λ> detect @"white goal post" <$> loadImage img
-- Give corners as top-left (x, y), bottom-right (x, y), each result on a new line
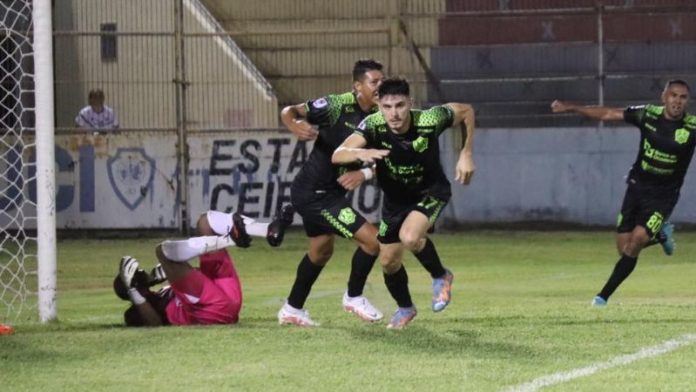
top-left (33, 0), bottom-right (57, 323)
top-left (0, 0), bottom-right (56, 323)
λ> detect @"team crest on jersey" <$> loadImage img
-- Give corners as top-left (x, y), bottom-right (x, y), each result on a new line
top-left (413, 136), bottom-right (428, 153)
top-left (313, 97), bottom-right (328, 109)
top-left (675, 128), bottom-right (689, 144)
top-left (338, 207), bottom-right (356, 225)
top-left (378, 220), bottom-right (388, 237)
top-left (107, 148), bottom-right (155, 210)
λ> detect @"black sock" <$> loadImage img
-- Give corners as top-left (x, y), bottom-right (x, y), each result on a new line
top-left (645, 230), bottom-right (665, 247)
top-left (347, 248), bottom-right (377, 297)
top-left (287, 254), bottom-right (324, 309)
top-left (598, 254), bottom-right (638, 301)
top-left (383, 265), bottom-right (413, 308)
top-left (414, 238), bottom-right (447, 278)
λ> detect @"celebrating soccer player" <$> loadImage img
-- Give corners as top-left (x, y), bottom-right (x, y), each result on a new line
top-left (332, 77), bottom-right (476, 329)
top-left (276, 59), bottom-right (385, 327)
top-left (551, 79), bottom-right (694, 306)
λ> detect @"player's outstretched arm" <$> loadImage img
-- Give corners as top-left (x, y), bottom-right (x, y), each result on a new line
top-left (446, 103), bottom-right (476, 185)
top-left (280, 103), bottom-right (319, 141)
top-left (332, 133), bottom-right (389, 165)
top-left (550, 100), bottom-right (624, 121)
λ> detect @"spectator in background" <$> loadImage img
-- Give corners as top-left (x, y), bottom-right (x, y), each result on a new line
top-left (75, 88), bottom-right (119, 131)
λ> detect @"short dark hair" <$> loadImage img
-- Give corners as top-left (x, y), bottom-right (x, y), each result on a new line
top-left (352, 59), bottom-right (383, 81)
top-left (378, 77), bottom-right (410, 98)
top-left (665, 79), bottom-right (690, 92)
top-left (88, 88), bottom-right (105, 100)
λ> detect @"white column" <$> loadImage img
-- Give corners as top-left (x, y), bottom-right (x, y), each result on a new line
top-left (33, 0), bottom-right (57, 322)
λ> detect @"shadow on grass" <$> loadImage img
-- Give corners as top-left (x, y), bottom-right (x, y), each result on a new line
top-left (344, 322), bottom-right (537, 359)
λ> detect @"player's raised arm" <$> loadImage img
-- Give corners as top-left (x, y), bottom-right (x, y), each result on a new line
top-left (446, 102), bottom-right (476, 185)
top-left (550, 100), bottom-right (624, 122)
top-left (332, 133), bottom-right (389, 165)
top-left (280, 103), bottom-right (319, 141)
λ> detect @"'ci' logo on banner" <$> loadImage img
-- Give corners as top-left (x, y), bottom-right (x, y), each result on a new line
top-left (107, 148), bottom-right (155, 210)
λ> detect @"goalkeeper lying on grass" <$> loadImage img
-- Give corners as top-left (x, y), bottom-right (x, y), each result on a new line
top-left (113, 207), bottom-right (293, 326)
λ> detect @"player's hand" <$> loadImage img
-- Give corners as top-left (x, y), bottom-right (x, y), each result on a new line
top-left (337, 170), bottom-right (366, 191)
top-left (356, 149), bottom-right (389, 164)
top-left (288, 119), bottom-right (319, 141)
top-left (550, 100), bottom-right (570, 113)
top-left (455, 153), bottom-right (475, 185)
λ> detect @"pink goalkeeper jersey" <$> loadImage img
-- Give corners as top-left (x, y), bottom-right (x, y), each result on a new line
top-left (166, 251), bottom-right (242, 325)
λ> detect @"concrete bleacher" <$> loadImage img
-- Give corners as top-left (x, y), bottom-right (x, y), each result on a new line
top-left (196, 0), bottom-right (694, 127)
top-left (433, 0), bottom-right (696, 127)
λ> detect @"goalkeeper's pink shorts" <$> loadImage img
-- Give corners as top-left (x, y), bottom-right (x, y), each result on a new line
top-left (166, 250), bottom-right (242, 325)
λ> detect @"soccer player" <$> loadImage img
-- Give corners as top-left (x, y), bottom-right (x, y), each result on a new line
top-left (115, 210), bottom-right (292, 326)
top-left (276, 59), bottom-right (386, 327)
top-left (332, 78), bottom-right (476, 329)
top-left (75, 88), bottom-right (119, 131)
top-left (551, 79), bottom-right (694, 306)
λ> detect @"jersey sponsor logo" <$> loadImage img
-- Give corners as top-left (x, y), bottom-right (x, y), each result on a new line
top-left (413, 136), bottom-right (429, 153)
top-left (641, 160), bottom-right (674, 175)
top-left (344, 121), bottom-right (357, 130)
top-left (675, 128), bottom-right (689, 144)
top-left (338, 207), bottom-right (356, 225)
top-left (644, 123), bottom-right (657, 132)
top-left (313, 97), bottom-right (328, 109)
top-left (643, 140), bottom-right (677, 163)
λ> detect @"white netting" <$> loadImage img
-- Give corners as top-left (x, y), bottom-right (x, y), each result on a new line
top-left (1, 0), bottom-right (37, 322)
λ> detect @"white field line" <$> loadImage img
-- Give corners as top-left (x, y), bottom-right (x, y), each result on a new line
top-left (503, 333), bottom-right (696, 392)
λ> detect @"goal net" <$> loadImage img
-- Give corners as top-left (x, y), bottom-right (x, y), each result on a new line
top-left (0, 0), bottom-right (55, 323)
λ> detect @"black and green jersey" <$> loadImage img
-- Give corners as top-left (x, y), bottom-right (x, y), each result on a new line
top-left (292, 92), bottom-right (375, 197)
top-left (356, 105), bottom-right (455, 203)
top-left (624, 104), bottom-right (696, 189)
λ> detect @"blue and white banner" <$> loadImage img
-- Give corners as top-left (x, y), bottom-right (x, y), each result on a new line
top-left (0, 130), bottom-right (381, 229)
top-left (5, 127), bottom-right (696, 229)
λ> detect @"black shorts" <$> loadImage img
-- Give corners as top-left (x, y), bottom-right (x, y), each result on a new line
top-left (292, 191), bottom-right (367, 238)
top-left (616, 183), bottom-right (680, 238)
top-left (378, 195), bottom-right (448, 244)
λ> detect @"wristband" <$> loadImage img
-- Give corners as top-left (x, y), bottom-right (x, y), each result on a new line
top-left (128, 288), bottom-right (147, 305)
top-left (360, 167), bottom-right (373, 181)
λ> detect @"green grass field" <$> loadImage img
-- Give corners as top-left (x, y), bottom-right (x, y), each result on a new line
top-left (2, 230), bottom-right (696, 391)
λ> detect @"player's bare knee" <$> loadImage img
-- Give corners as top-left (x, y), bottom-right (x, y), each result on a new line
top-left (380, 257), bottom-right (402, 274)
top-left (624, 236), bottom-right (647, 257)
top-left (359, 238), bottom-right (380, 256)
top-left (399, 231), bottom-right (422, 252)
top-left (308, 247), bottom-right (333, 265)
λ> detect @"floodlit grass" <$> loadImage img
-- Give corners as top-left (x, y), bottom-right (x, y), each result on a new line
top-left (2, 230), bottom-right (696, 391)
